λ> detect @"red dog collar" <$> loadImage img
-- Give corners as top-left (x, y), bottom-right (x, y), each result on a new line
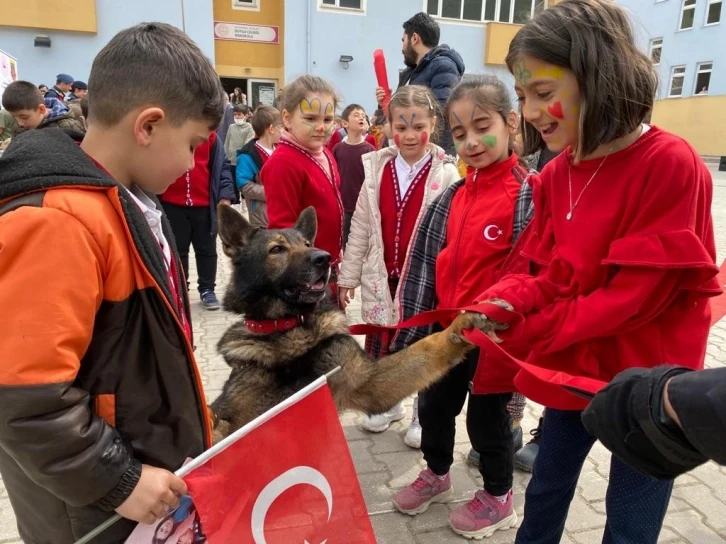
top-left (244, 315), bottom-right (305, 334)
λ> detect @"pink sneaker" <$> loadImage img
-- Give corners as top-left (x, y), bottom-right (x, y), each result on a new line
top-left (448, 489), bottom-right (518, 539)
top-left (392, 468), bottom-right (453, 515)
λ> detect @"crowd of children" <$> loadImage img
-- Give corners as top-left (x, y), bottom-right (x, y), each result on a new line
top-left (0, 0), bottom-right (720, 542)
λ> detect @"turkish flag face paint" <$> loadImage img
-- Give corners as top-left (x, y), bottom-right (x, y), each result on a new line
top-left (547, 101), bottom-right (564, 120)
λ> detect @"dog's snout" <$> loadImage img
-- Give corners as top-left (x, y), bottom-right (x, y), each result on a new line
top-left (309, 250), bottom-right (331, 268)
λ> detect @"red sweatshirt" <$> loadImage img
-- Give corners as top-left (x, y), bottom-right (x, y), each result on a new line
top-left (480, 126), bottom-right (721, 409)
top-left (436, 154), bottom-right (529, 393)
top-left (436, 153), bottom-right (523, 310)
top-left (161, 133), bottom-right (215, 207)
top-left (261, 139), bottom-right (344, 262)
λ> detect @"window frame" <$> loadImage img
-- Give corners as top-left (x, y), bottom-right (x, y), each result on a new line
top-left (424, 0), bottom-right (546, 24)
top-left (649, 37), bottom-right (663, 65)
top-left (319, 0), bottom-right (366, 14)
top-left (232, 0), bottom-right (260, 12)
top-left (678, 0), bottom-right (697, 30)
top-left (705, 0), bottom-right (722, 25)
top-left (668, 65), bottom-right (687, 98)
top-left (694, 61), bottom-right (713, 94)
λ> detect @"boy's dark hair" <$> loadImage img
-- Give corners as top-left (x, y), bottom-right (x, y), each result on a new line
top-left (233, 104), bottom-right (249, 115)
top-left (341, 103), bottom-right (365, 121)
top-left (445, 76), bottom-right (522, 163)
top-left (251, 105), bottom-right (281, 138)
top-left (506, 0), bottom-right (657, 162)
top-left (88, 22), bottom-right (225, 129)
top-left (38, 84), bottom-right (47, 90)
top-left (403, 12), bottom-right (440, 48)
top-left (1, 81), bottom-right (43, 112)
top-left (80, 95), bottom-right (89, 118)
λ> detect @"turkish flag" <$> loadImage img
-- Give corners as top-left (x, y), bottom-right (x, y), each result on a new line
top-left (184, 377), bottom-right (376, 544)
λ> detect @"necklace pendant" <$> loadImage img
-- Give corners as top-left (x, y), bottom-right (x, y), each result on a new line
top-left (566, 211), bottom-right (573, 221)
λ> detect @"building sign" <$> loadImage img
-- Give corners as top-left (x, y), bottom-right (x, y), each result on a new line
top-left (213, 22), bottom-right (279, 44)
top-left (0, 49), bottom-right (18, 94)
top-left (258, 86), bottom-right (275, 106)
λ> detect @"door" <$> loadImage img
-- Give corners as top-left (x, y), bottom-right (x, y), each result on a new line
top-left (247, 79), bottom-right (277, 109)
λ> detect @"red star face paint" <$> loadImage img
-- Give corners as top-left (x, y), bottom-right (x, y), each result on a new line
top-left (547, 101), bottom-right (564, 120)
top-left (420, 132), bottom-right (429, 145)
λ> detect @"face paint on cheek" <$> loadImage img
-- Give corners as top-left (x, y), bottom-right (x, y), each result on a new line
top-left (420, 132), bottom-right (428, 145)
top-left (547, 102), bottom-right (564, 120)
top-left (482, 135), bottom-right (497, 147)
top-left (454, 140), bottom-right (462, 154)
top-left (393, 134), bottom-right (401, 147)
top-left (302, 120), bottom-right (316, 136)
top-left (323, 124), bottom-right (334, 137)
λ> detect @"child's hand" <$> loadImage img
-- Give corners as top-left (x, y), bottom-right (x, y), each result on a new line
top-left (219, 198), bottom-right (232, 206)
top-left (115, 464), bottom-right (187, 525)
top-left (339, 287), bottom-right (355, 309)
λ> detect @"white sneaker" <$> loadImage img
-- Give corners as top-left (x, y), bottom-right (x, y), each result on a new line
top-left (404, 396), bottom-right (422, 449)
top-left (361, 401), bottom-right (406, 433)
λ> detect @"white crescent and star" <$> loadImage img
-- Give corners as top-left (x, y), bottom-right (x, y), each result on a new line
top-left (483, 224), bottom-right (504, 242)
top-left (251, 466), bottom-right (332, 544)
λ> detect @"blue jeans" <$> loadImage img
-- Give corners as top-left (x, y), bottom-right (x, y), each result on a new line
top-left (516, 409), bottom-right (673, 544)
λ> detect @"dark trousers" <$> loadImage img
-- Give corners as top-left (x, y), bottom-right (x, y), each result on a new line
top-left (343, 211), bottom-right (354, 249)
top-left (419, 350), bottom-right (514, 496)
top-left (516, 408), bottom-right (673, 544)
top-left (162, 203), bottom-right (217, 294)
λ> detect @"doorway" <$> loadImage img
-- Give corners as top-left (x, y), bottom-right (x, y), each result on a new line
top-left (221, 77), bottom-right (248, 105)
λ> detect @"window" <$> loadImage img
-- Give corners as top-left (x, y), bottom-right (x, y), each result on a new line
top-left (426, 0), bottom-right (545, 23)
top-left (679, 0), bottom-right (696, 29)
top-left (321, 0), bottom-right (363, 9)
top-left (706, 0), bottom-right (722, 24)
top-left (668, 65), bottom-right (686, 97)
top-left (232, 0), bottom-right (259, 10)
top-left (695, 62), bottom-right (713, 94)
top-left (649, 38), bottom-right (663, 64)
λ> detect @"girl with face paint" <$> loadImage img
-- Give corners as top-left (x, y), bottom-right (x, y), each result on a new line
top-left (389, 75), bottom-right (536, 540)
top-left (476, 1), bottom-right (718, 543)
top-left (338, 85), bottom-right (459, 446)
top-left (261, 75), bottom-right (345, 302)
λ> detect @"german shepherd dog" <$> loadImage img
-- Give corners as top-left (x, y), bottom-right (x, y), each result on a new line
top-left (210, 205), bottom-right (489, 442)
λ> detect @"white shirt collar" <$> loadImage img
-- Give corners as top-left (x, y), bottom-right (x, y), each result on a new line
top-left (123, 185), bottom-right (171, 266)
top-left (395, 151), bottom-right (431, 179)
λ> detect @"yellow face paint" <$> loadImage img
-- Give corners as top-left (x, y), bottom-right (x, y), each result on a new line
top-left (534, 66), bottom-right (565, 80)
top-left (299, 98), bottom-right (322, 115)
top-left (324, 102), bottom-right (335, 116)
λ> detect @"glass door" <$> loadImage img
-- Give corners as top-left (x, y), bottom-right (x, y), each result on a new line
top-left (247, 79), bottom-right (277, 109)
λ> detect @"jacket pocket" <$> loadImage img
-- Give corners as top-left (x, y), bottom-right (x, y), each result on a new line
top-left (95, 394), bottom-right (116, 427)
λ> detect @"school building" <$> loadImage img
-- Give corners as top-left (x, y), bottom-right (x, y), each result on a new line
top-left (0, 0), bottom-right (722, 156)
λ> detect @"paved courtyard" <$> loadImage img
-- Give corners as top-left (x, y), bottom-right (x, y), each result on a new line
top-left (1, 165), bottom-right (725, 543)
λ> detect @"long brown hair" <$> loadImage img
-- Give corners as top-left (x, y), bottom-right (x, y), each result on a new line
top-left (506, 0), bottom-right (657, 162)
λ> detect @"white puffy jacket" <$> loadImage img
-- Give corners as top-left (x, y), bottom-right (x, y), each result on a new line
top-left (338, 145), bottom-right (459, 325)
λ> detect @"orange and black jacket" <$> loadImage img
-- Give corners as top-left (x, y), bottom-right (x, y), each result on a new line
top-left (0, 129), bottom-right (211, 542)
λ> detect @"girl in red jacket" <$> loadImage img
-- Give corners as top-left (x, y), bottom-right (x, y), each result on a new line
top-left (390, 75), bottom-right (534, 540)
top-left (477, 1), bottom-right (720, 542)
top-left (261, 75), bottom-right (344, 299)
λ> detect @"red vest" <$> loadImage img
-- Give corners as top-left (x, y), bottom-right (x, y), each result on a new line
top-left (380, 158), bottom-right (430, 279)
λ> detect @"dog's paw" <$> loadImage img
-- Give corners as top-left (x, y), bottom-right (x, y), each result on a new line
top-left (447, 312), bottom-right (489, 344)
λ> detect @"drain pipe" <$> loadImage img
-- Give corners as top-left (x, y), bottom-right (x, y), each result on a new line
top-left (306, 0), bottom-right (313, 73)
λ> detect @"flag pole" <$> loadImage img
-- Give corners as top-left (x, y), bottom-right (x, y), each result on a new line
top-left (74, 368), bottom-right (342, 544)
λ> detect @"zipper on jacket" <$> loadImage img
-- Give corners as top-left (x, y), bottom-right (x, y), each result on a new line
top-left (447, 170), bottom-right (478, 308)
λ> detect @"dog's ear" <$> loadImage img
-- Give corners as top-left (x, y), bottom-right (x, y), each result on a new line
top-left (217, 204), bottom-right (255, 258)
top-left (293, 206), bottom-right (318, 243)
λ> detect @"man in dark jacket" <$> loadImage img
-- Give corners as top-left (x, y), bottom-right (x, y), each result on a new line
top-left (44, 73), bottom-right (74, 102)
top-left (160, 132), bottom-right (236, 311)
top-left (582, 365), bottom-right (726, 479)
top-left (376, 12), bottom-right (465, 155)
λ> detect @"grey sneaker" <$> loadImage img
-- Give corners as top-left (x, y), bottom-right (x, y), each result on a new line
top-left (200, 290), bottom-right (221, 311)
top-left (467, 425), bottom-right (523, 466)
top-left (515, 417), bottom-right (543, 472)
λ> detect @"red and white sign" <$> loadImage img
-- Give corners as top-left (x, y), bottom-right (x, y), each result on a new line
top-left (183, 377), bottom-right (376, 544)
top-left (214, 21), bottom-right (279, 44)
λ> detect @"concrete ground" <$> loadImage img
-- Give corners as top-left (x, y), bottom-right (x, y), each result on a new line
top-left (1, 166), bottom-right (725, 543)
